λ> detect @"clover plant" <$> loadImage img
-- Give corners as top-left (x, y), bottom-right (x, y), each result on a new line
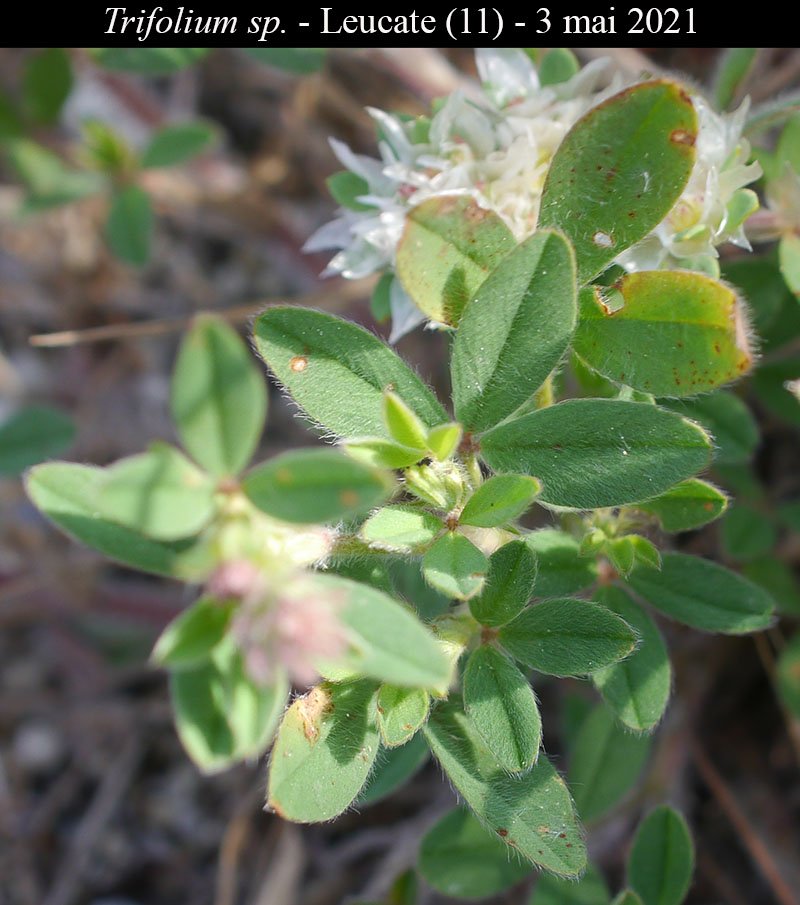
top-left (25, 49), bottom-right (784, 901)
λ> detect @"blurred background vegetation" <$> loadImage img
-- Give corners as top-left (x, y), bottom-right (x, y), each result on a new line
top-left (1, 46), bottom-right (799, 905)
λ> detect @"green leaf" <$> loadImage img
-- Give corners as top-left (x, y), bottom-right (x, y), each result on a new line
top-left (777, 115), bottom-right (800, 172)
top-left (7, 139), bottom-right (103, 208)
top-left (141, 121), bottom-right (217, 169)
top-left (311, 574), bottom-right (452, 690)
top-left (634, 479), bottom-right (728, 532)
top-left (106, 185), bottom-right (153, 267)
top-left (592, 587), bottom-right (671, 732)
top-left (539, 80), bottom-right (697, 283)
top-left (569, 705), bottom-right (652, 822)
top-left (358, 734), bottom-right (429, 806)
top-left (243, 47), bottom-right (326, 74)
top-left (344, 438), bottom-right (423, 470)
top-left (172, 645), bottom-right (288, 773)
top-left (377, 685), bottom-right (429, 747)
top-left (779, 232), bottom-right (800, 297)
top-left (243, 449), bottom-right (392, 524)
top-left (464, 645), bottom-right (541, 773)
top-left (0, 405), bottom-right (74, 476)
top-left (172, 315), bottom-right (267, 477)
top-left (91, 48), bottom-right (209, 74)
top-left (451, 230), bottom-right (577, 431)
top-left (574, 272), bottom-right (752, 396)
top-left (422, 533), bottom-right (489, 600)
top-left (721, 504), bottom-right (777, 561)
top-left (628, 806), bottom-right (694, 905)
top-left (743, 556), bottom-right (800, 616)
top-left (427, 422), bottom-right (462, 461)
top-left (530, 865), bottom-right (611, 904)
top-left (390, 560), bottom-right (451, 622)
top-left (499, 599), bottom-right (637, 677)
top-left (395, 196), bottom-right (516, 325)
top-left (481, 400), bottom-right (712, 510)
top-left (81, 119), bottom-right (136, 175)
top-left (99, 443), bottom-right (216, 541)
top-left (267, 681), bottom-right (379, 822)
top-left (469, 541), bottom-right (537, 628)
top-left (745, 92), bottom-right (800, 137)
top-left (23, 48), bottom-right (72, 123)
top-left (361, 505), bottom-right (443, 551)
top-left (777, 633), bottom-right (800, 717)
top-left (327, 170), bottom-right (373, 212)
top-left (612, 892), bottom-right (645, 905)
top-left (370, 272), bottom-right (393, 323)
top-left (662, 392), bottom-right (759, 466)
top-left (26, 463), bottom-right (191, 577)
top-left (152, 597), bottom-right (232, 669)
top-left (0, 90), bottom-right (22, 139)
top-left (626, 552), bottom-right (774, 633)
top-left (423, 699), bottom-right (586, 877)
top-left (606, 537), bottom-right (636, 576)
top-left (524, 530), bottom-right (597, 597)
top-left (752, 357), bottom-right (800, 428)
top-left (538, 49), bottom-right (580, 87)
top-left (712, 48), bottom-right (758, 110)
top-left (460, 475), bottom-right (541, 528)
top-left (383, 391), bottom-right (429, 450)
top-left (723, 251), bottom-right (791, 333)
top-left (419, 808), bottom-right (532, 900)
top-left (253, 307), bottom-right (446, 439)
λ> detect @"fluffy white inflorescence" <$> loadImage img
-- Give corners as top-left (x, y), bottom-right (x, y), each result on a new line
top-left (307, 48), bottom-right (762, 341)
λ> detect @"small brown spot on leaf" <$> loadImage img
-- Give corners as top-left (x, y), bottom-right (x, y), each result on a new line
top-left (340, 489), bottom-right (360, 507)
top-left (497, 828), bottom-right (509, 837)
top-left (268, 800), bottom-right (287, 819)
top-left (290, 355), bottom-right (308, 372)
top-left (670, 129), bottom-right (696, 146)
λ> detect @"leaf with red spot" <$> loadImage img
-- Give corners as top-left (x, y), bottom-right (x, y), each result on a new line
top-left (574, 272), bottom-right (753, 397)
top-left (539, 80), bottom-right (698, 283)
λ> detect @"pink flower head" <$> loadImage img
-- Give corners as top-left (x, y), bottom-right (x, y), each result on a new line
top-left (231, 579), bottom-right (349, 688)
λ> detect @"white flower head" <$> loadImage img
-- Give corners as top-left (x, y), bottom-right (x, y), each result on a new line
top-left (310, 50), bottom-right (762, 339)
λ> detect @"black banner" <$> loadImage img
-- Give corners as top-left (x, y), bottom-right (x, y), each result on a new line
top-left (2, 4), bottom-right (789, 48)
